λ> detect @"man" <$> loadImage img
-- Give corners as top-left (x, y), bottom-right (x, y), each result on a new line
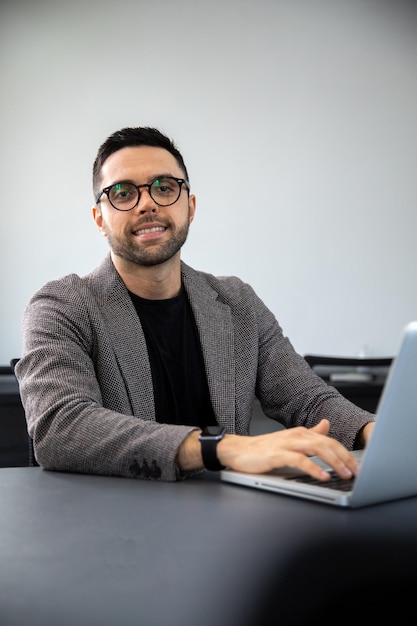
top-left (16, 126), bottom-right (374, 482)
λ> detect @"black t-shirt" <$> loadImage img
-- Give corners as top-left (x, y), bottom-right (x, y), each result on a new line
top-left (129, 287), bottom-right (216, 429)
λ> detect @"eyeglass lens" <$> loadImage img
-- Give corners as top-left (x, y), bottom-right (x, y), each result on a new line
top-left (108, 177), bottom-right (182, 210)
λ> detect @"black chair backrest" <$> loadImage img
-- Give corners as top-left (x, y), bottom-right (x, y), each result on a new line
top-left (304, 354), bottom-right (392, 368)
top-left (9, 358), bottom-right (19, 371)
top-left (304, 354), bottom-right (393, 412)
top-left (9, 359), bottom-right (38, 467)
top-left (304, 355), bottom-right (392, 381)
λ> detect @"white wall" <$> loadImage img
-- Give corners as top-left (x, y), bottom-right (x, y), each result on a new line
top-left (1, 0), bottom-right (416, 364)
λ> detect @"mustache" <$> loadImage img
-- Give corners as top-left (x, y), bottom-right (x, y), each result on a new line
top-left (132, 217), bottom-right (168, 229)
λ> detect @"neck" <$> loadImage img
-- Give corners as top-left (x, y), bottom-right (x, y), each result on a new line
top-left (111, 252), bottom-right (182, 300)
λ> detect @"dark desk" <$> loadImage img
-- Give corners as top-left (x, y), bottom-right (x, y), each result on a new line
top-left (0, 468), bottom-right (416, 626)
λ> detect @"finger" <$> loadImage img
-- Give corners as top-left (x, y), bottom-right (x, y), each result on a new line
top-left (289, 450), bottom-right (356, 482)
top-left (288, 452), bottom-right (333, 481)
top-left (307, 443), bottom-right (359, 480)
top-left (307, 421), bottom-right (359, 478)
top-left (324, 448), bottom-right (359, 478)
top-left (310, 419), bottom-right (331, 436)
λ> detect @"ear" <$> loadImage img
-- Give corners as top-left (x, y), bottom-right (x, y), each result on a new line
top-left (188, 194), bottom-right (196, 224)
top-left (92, 205), bottom-right (107, 237)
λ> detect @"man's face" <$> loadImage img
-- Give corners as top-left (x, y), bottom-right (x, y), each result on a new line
top-left (92, 145), bottom-right (196, 267)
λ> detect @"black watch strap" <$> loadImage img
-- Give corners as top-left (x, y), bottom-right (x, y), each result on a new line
top-left (199, 426), bottom-right (226, 471)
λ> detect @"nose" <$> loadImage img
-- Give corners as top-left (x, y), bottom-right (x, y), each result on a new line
top-left (136, 187), bottom-right (158, 214)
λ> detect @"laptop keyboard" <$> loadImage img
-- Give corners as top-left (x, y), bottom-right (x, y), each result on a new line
top-left (288, 472), bottom-right (355, 491)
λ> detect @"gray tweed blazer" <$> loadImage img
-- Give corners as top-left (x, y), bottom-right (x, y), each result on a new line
top-left (16, 254), bottom-right (373, 481)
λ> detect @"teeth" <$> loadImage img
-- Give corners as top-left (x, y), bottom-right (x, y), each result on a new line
top-left (136, 226), bottom-right (165, 235)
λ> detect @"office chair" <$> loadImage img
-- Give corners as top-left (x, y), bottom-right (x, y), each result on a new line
top-left (304, 354), bottom-right (393, 413)
top-left (9, 358), bottom-right (38, 467)
top-left (0, 362), bottom-right (31, 466)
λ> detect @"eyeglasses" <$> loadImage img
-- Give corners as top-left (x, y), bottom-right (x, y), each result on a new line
top-left (95, 176), bottom-right (190, 211)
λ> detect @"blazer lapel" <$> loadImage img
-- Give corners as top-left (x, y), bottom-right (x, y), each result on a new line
top-left (92, 256), bottom-right (156, 421)
top-left (181, 264), bottom-right (236, 432)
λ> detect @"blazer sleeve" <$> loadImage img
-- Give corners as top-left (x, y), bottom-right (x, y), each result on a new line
top-left (247, 284), bottom-right (375, 449)
top-left (16, 276), bottom-right (198, 481)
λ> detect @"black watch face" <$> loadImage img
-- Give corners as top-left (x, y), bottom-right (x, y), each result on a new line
top-left (204, 426), bottom-right (223, 436)
top-left (202, 426), bottom-right (227, 438)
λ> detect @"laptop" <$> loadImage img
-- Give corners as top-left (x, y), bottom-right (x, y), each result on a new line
top-left (221, 321), bottom-right (417, 508)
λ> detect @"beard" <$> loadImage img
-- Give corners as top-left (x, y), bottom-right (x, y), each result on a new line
top-left (103, 216), bottom-right (191, 267)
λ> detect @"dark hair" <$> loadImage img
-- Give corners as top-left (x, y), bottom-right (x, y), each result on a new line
top-left (92, 126), bottom-right (190, 198)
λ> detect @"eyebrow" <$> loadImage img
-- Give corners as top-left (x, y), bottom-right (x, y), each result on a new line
top-left (108, 172), bottom-right (185, 187)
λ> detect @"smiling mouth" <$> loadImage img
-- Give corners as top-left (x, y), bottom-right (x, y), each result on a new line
top-left (133, 226), bottom-right (166, 236)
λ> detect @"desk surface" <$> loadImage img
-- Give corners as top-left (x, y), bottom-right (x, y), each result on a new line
top-left (1, 468), bottom-right (417, 626)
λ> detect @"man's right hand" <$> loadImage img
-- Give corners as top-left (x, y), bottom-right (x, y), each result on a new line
top-left (177, 419), bottom-right (360, 481)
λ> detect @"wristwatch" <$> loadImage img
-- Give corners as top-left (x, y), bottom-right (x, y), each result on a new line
top-left (199, 425), bottom-right (227, 471)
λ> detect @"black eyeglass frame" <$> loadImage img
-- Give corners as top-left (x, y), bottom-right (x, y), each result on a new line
top-left (95, 176), bottom-right (190, 211)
